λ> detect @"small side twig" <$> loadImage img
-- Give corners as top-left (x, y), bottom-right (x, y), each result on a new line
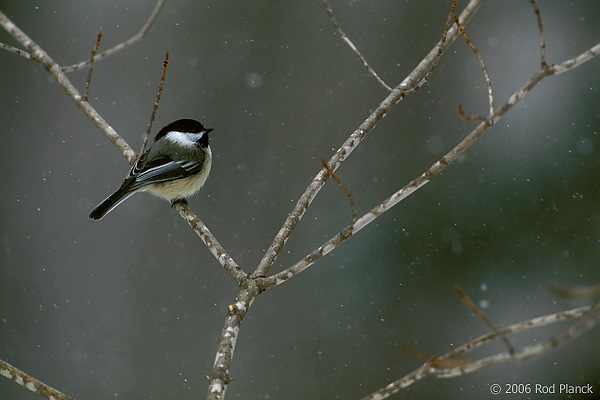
top-left (321, 158), bottom-right (357, 225)
top-left (61, 0), bottom-right (166, 72)
top-left (402, 345), bottom-right (468, 369)
top-left (454, 15), bottom-right (494, 120)
top-left (140, 51), bottom-right (169, 157)
top-left (454, 284), bottom-right (515, 354)
top-left (82, 32), bottom-right (102, 102)
top-left (0, 42), bottom-right (31, 59)
top-left (529, 0), bottom-right (547, 68)
top-left (549, 280), bottom-right (600, 301)
top-left (321, 0), bottom-right (392, 92)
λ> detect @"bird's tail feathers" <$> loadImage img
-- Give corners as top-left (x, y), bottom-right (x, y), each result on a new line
top-left (89, 187), bottom-right (136, 220)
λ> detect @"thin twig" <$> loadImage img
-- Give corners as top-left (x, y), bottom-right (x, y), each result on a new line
top-left (529, 0), bottom-right (547, 68)
top-left (454, 16), bottom-right (494, 119)
top-left (456, 104), bottom-right (480, 121)
top-left (454, 285), bottom-right (515, 354)
top-left (321, 158), bottom-right (357, 225)
top-left (83, 32), bottom-right (102, 102)
top-left (321, 0), bottom-right (392, 91)
top-left (140, 51), bottom-right (169, 157)
top-left (0, 42), bottom-right (31, 59)
top-left (402, 345), bottom-right (468, 369)
top-left (61, 0), bottom-right (166, 72)
top-left (0, 359), bottom-right (75, 400)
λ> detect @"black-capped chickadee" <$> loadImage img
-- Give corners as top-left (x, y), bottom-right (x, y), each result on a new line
top-left (89, 119), bottom-right (213, 220)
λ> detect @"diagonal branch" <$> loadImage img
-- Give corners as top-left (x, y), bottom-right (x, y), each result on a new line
top-left (0, 359), bottom-right (74, 400)
top-left (172, 201), bottom-right (246, 285)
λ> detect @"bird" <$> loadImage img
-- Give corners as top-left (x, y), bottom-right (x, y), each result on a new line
top-left (89, 119), bottom-right (213, 220)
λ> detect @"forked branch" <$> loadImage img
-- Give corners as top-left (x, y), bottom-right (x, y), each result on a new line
top-left (363, 303), bottom-right (599, 400)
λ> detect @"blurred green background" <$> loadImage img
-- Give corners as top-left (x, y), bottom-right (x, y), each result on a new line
top-left (1, 1), bottom-right (599, 399)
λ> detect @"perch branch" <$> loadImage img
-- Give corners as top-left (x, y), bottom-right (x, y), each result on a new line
top-left (172, 200), bottom-right (246, 285)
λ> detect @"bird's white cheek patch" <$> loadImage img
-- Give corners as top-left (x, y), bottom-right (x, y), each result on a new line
top-left (165, 131), bottom-right (203, 148)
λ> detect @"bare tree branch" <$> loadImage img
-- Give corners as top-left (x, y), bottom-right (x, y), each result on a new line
top-left (2, 2), bottom-right (599, 400)
top-left (253, 0), bottom-right (485, 279)
top-left (207, 3), bottom-right (486, 398)
top-left (260, 40), bottom-right (600, 289)
top-left (0, 10), bottom-right (137, 163)
top-left (0, 359), bottom-right (75, 400)
top-left (60, 0), bottom-right (166, 72)
top-left (172, 200), bottom-right (247, 285)
top-left (362, 303), bottom-right (599, 400)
